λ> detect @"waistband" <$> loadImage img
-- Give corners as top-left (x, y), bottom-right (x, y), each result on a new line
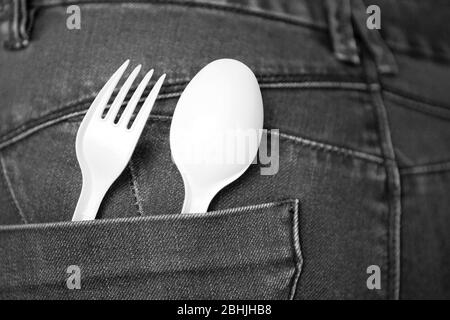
top-left (1, 0), bottom-right (448, 70)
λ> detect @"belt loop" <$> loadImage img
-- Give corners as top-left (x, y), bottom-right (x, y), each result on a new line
top-left (350, 0), bottom-right (398, 75)
top-left (0, 0), bottom-right (7, 15)
top-left (326, 0), bottom-right (360, 65)
top-left (3, 0), bottom-right (34, 50)
top-left (0, 0), bottom-right (10, 21)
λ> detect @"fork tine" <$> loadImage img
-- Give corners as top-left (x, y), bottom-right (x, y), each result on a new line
top-left (85, 60), bottom-right (130, 121)
top-left (131, 74), bottom-right (166, 133)
top-left (118, 69), bottom-right (154, 127)
top-left (105, 64), bottom-right (141, 122)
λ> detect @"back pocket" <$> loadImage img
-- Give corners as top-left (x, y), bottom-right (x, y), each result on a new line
top-left (0, 199), bottom-right (302, 299)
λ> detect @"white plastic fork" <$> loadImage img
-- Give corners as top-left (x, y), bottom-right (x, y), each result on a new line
top-left (72, 60), bottom-right (166, 221)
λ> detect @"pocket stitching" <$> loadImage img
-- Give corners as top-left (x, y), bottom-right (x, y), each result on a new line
top-left (0, 154), bottom-right (30, 224)
top-left (288, 198), bottom-right (302, 300)
top-left (0, 199), bottom-right (302, 300)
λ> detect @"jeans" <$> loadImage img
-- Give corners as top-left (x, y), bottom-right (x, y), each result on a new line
top-left (0, 0), bottom-right (449, 299)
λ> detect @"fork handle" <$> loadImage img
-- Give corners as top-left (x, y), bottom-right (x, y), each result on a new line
top-left (72, 179), bottom-right (107, 221)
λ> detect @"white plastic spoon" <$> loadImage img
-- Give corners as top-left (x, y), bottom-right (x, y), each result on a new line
top-left (170, 59), bottom-right (263, 214)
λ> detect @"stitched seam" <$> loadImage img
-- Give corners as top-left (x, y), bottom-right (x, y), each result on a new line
top-left (383, 90), bottom-right (450, 121)
top-left (366, 67), bottom-right (402, 300)
top-left (385, 40), bottom-right (450, 63)
top-left (289, 198), bottom-right (302, 300)
top-left (0, 154), bottom-right (29, 224)
top-left (257, 74), bottom-right (369, 85)
top-left (0, 107), bottom-right (385, 165)
top-left (383, 86), bottom-right (450, 112)
top-left (211, 198), bottom-right (293, 216)
top-left (400, 161), bottom-right (450, 176)
top-left (128, 159), bottom-right (144, 216)
top-left (0, 76), bottom-right (368, 142)
top-left (0, 81), bottom-right (186, 143)
top-left (0, 74), bottom-right (369, 142)
top-left (0, 93), bottom-right (179, 150)
top-left (377, 104), bottom-right (402, 301)
top-left (0, 199), bottom-right (297, 230)
top-left (0, 111), bottom-right (86, 150)
top-left (260, 81), bottom-right (375, 91)
top-left (276, 131), bottom-right (384, 164)
top-left (31, 0), bottom-right (327, 31)
top-left (360, 53), bottom-right (400, 299)
top-left (0, 79), bottom-right (376, 150)
top-left (0, 110), bottom-right (385, 166)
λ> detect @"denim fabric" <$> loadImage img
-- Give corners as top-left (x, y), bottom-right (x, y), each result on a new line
top-left (0, 201), bottom-right (301, 299)
top-left (0, 0), bottom-right (449, 299)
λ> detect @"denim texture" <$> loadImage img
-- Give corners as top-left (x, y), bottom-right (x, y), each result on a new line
top-left (0, 0), bottom-right (449, 299)
top-left (0, 200), bottom-right (301, 299)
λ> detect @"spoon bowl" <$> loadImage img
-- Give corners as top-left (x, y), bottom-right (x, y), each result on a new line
top-left (170, 59), bottom-right (263, 214)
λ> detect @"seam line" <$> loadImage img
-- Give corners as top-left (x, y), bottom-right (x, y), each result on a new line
top-left (383, 87), bottom-right (450, 112)
top-left (0, 79), bottom-right (375, 150)
top-left (289, 198), bottom-right (302, 300)
top-left (383, 91), bottom-right (450, 121)
top-left (383, 90), bottom-right (450, 121)
top-left (0, 108), bottom-right (385, 165)
top-left (0, 199), bottom-right (296, 230)
top-left (128, 159), bottom-right (144, 216)
top-left (385, 40), bottom-right (450, 63)
top-left (260, 81), bottom-right (374, 91)
top-left (0, 93), bottom-right (180, 150)
top-left (361, 54), bottom-right (402, 299)
top-left (400, 161), bottom-right (450, 176)
top-left (32, 0), bottom-right (327, 31)
top-left (366, 64), bottom-right (402, 300)
top-left (276, 131), bottom-right (384, 164)
top-left (0, 155), bottom-right (29, 224)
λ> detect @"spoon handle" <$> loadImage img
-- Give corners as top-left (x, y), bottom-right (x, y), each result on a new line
top-left (181, 183), bottom-right (213, 214)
